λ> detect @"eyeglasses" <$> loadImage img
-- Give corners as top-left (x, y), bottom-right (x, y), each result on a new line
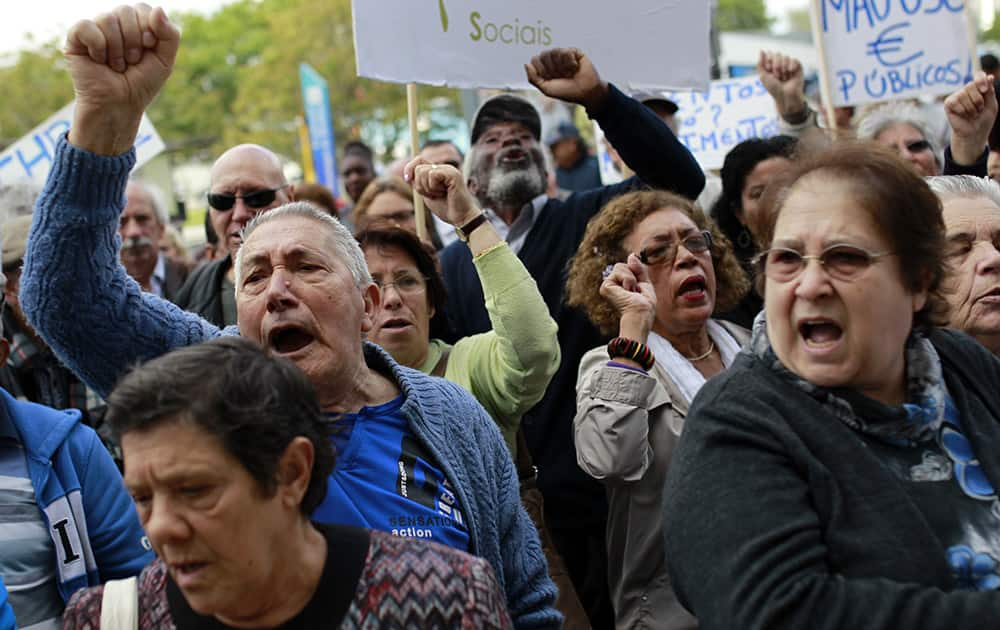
top-left (754, 243), bottom-right (894, 282)
top-left (207, 185), bottom-right (288, 211)
top-left (374, 273), bottom-right (428, 295)
top-left (637, 231), bottom-right (713, 266)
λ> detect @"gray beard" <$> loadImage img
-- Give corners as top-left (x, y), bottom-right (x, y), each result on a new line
top-left (482, 166), bottom-right (546, 210)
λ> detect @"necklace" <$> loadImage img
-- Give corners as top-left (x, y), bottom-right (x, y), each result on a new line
top-left (685, 340), bottom-right (715, 362)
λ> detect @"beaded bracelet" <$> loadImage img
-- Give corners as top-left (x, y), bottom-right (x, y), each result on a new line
top-left (606, 337), bottom-right (655, 371)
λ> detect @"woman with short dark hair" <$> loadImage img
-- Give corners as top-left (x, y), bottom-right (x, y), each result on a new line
top-left (664, 143), bottom-right (1000, 629)
top-left (61, 337), bottom-right (512, 629)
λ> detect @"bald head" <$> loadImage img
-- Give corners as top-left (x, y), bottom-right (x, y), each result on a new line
top-left (208, 144), bottom-right (293, 258)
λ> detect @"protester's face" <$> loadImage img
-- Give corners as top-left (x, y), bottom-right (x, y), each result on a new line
top-left (622, 208), bottom-right (717, 336)
top-left (209, 147), bottom-right (291, 258)
top-left (874, 123), bottom-right (939, 177)
top-left (550, 138), bottom-right (580, 170)
top-left (739, 156), bottom-right (792, 229)
top-left (123, 420), bottom-right (299, 620)
top-left (420, 143), bottom-right (463, 169)
top-left (469, 122), bottom-right (547, 207)
top-left (941, 195), bottom-right (1000, 347)
top-left (988, 150), bottom-right (1000, 181)
top-left (365, 192), bottom-right (417, 234)
top-left (365, 244), bottom-right (433, 368)
top-left (120, 182), bottom-right (164, 277)
top-left (341, 155), bottom-right (375, 203)
top-left (236, 216), bottom-right (377, 393)
top-left (764, 174), bottom-right (925, 404)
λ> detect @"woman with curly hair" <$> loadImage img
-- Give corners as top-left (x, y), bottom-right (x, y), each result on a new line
top-left (351, 176), bottom-right (443, 250)
top-left (565, 189), bottom-right (749, 629)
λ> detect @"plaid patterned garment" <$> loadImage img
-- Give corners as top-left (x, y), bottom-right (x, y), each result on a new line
top-left (61, 528), bottom-right (512, 629)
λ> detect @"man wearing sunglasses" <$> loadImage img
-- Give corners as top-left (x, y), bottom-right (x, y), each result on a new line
top-left (171, 136), bottom-right (294, 328)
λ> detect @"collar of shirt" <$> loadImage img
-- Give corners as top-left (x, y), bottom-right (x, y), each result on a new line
top-left (0, 398), bottom-right (18, 443)
top-left (482, 193), bottom-right (548, 255)
top-left (150, 253), bottom-right (166, 298)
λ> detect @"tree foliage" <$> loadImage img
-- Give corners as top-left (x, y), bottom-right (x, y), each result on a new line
top-left (715, 0), bottom-right (773, 32)
top-left (0, 0), bottom-right (462, 163)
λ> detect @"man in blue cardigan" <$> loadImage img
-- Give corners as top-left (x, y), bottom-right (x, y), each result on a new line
top-left (21, 6), bottom-right (559, 628)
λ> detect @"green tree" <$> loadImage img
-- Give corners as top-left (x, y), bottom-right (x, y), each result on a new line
top-left (0, 42), bottom-right (72, 147)
top-left (786, 7), bottom-right (813, 34)
top-left (715, 0), bottom-right (773, 32)
top-left (981, 12), bottom-right (1000, 42)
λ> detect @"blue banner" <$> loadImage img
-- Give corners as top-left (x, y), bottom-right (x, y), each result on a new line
top-left (299, 63), bottom-right (338, 192)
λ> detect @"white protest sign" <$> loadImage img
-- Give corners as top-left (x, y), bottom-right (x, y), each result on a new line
top-left (0, 102), bottom-right (165, 186)
top-left (352, 0), bottom-right (710, 91)
top-left (813, 0), bottom-right (973, 107)
top-left (659, 76), bottom-right (780, 171)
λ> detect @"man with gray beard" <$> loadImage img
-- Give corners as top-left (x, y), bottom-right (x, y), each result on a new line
top-left (120, 180), bottom-right (188, 301)
top-left (438, 48), bottom-right (704, 629)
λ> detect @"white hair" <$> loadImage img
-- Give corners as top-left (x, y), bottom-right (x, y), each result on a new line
top-left (127, 179), bottom-right (170, 227)
top-left (0, 181), bottom-right (42, 218)
top-left (926, 175), bottom-right (1000, 209)
top-left (855, 101), bottom-right (941, 164)
top-left (234, 201), bottom-right (371, 288)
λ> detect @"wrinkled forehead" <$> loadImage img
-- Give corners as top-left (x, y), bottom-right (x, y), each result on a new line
top-left (476, 121), bottom-right (536, 143)
top-left (942, 195), bottom-right (1000, 233)
top-left (241, 215), bottom-right (338, 261)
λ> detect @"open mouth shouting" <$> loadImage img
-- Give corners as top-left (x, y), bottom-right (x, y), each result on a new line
top-left (677, 275), bottom-right (708, 303)
top-left (267, 324), bottom-right (315, 356)
top-left (798, 317), bottom-right (844, 352)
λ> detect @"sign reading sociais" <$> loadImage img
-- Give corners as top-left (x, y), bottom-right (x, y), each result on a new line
top-left (813, 0), bottom-right (973, 107)
top-left (0, 102), bottom-right (164, 186)
top-left (352, 0), bottom-right (710, 91)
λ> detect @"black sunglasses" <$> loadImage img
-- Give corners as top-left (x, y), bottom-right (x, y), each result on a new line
top-left (903, 139), bottom-right (931, 154)
top-left (207, 185), bottom-right (288, 211)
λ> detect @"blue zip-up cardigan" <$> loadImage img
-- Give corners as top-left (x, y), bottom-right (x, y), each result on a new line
top-left (21, 137), bottom-right (560, 629)
top-left (1, 388), bottom-right (151, 603)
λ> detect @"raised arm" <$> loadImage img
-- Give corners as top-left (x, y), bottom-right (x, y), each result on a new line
top-left (405, 159), bottom-right (560, 439)
top-left (21, 5), bottom-right (221, 397)
top-left (944, 72), bottom-right (997, 176)
top-left (526, 48), bottom-right (704, 199)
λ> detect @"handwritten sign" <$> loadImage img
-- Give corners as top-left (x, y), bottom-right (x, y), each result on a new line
top-left (352, 0), bottom-right (710, 91)
top-left (0, 102), bottom-right (164, 186)
top-left (660, 76), bottom-right (780, 170)
top-left (814, 0), bottom-right (973, 107)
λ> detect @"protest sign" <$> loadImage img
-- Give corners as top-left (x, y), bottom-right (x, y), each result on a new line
top-left (299, 63), bottom-right (339, 193)
top-left (659, 76), bottom-right (779, 171)
top-left (812, 0), bottom-right (974, 108)
top-left (0, 102), bottom-right (164, 186)
top-left (352, 0), bottom-right (710, 91)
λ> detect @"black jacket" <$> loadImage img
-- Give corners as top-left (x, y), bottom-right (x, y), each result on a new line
top-left (664, 328), bottom-right (1000, 630)
top-left (172, 255), bottom-right (232, 327)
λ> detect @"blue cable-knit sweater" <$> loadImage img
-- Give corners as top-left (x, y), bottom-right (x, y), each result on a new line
top-left (21, 137), bottom-right (561, 629)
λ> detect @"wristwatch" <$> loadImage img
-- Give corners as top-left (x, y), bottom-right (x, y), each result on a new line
top-left (455, 213), bottom-right (488, 242)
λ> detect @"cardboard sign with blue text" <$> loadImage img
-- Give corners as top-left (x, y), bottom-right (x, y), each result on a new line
top-left (0, 102), bottom-right (164, 186)
top-left (660, 76), bottom-right (779, 171)
top-left (352, 0), bottom-right (710, 91)
top-left (814, 0), bottom-right (973, 107)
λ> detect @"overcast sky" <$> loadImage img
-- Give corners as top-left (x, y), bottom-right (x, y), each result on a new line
top-left (2, 1), bottom-right (811, 54)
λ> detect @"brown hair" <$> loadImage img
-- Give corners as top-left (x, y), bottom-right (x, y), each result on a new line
top-left (351, 176), bottom-right (440, 249)
top-left (567, 190), bottom-right (748, 336)
top-left (756, 141), bottom-right (948, 328)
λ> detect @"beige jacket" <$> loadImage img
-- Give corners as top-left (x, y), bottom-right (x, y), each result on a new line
top-left (574, 320), bottom-right (749, 629)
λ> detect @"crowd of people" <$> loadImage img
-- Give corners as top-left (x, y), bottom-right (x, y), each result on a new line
top-left (3, 3), bottom-right (1000, 629)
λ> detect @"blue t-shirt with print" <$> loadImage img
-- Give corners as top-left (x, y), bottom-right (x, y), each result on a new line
top-left (312, 396), bottom-right (470, 551)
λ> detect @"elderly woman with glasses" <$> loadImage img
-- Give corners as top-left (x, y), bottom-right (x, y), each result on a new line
top-left (352, 176), bottom-right (444, 249)
top-left (564, 190), bottom-right (749, 629)
top-left (364, 159), bottom-right (559, 461)
top-left (663, 144), bottom-right (1000, 630)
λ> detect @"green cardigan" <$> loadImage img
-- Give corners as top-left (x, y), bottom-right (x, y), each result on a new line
top-left (418, 243), bottom-right (560, 458)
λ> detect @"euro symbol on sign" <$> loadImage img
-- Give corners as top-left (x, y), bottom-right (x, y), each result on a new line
top-left (438, 0), bottom-right (449, 32)
top-left (866, 22), bottom-right (924, 69)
